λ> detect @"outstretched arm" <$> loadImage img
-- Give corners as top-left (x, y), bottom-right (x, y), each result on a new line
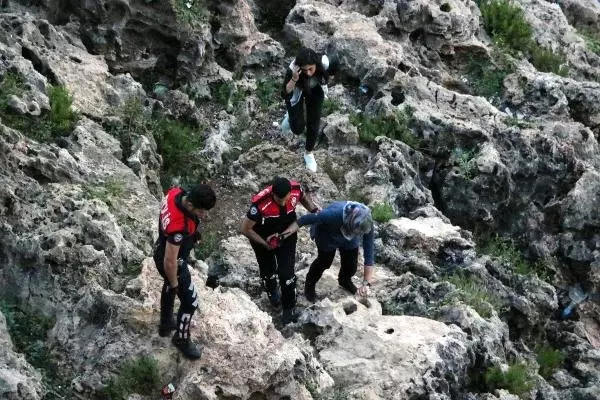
top-left (357, 228), bottom-right (375, 296)
top-left (300, 193), bottom-right (320, 214)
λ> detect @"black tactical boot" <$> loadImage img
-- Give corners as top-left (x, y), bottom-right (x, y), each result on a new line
top-left (172, 335), bottom-right (203, 360)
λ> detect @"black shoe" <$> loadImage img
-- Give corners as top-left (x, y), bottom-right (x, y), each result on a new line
top-left (304, 281), bottom-right (316, 303)
top-left (338, 278), bottom-right (357, 295)
top-left (172, 335), bottom-right (203, 360)
top-left (268, 288), bottom-right (282, 308)
top-left (281, 308), bottom-right (299, 325)
top-left (158, 318), bottom-right (177, 337)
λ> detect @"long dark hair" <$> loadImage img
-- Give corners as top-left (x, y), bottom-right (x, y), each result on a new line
top-left (294, 47), bottom-right (328, 91)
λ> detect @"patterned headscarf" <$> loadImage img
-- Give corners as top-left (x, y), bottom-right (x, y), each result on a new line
top-left (341, 201), bottom-right (373, 240)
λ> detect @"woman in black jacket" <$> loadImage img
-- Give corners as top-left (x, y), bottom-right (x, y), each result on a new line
top-left (281, 47), bottom-right (338, 172)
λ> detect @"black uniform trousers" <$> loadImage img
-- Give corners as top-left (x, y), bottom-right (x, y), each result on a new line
top-left (250, 233), bottom-right (298, 310)
top-left (153, 253), bottom-right (199, 340)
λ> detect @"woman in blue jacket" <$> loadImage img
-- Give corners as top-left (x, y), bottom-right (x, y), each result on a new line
top-left (283, 201), bottom-right (374, 302)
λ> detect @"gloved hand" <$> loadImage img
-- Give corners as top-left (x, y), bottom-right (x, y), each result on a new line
top-left (205, 275), bottom-right (220, 289)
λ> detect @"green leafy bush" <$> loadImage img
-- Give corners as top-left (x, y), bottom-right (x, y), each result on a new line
top-left (478, 0), bottom-right (569, 76)
top-left (83, 178), bottom-right (125, 207)
top-left (350, 106), bottom-right (418, 147)
top-left (104, 98), bottom-right (150, 159)
top-left (479, 0), bottom-right (532, 53)
top-left (102, 355), bottom-right (160, 399)
top-left (256, 78), bottom-right (280, 110)
top-left (0, 300), bottom-right (72, 397)
top-left (171, 0), bottom-right (210, 28)
top-left (452, 147), bottom-right (478, 179)
top-left (0, 71), bottom-right (25, 106)
top-left (484, 362), bottom-right (534, 396)
top-left (48, 85), bottom-right (79, 135)
top-left (578, 27), bottom-right (600, 55)
top-left (529, 44), bottom-right (568, 76)
top-left (444, 273), bottom-right (506, 318)
top-left (104, 98), bottom-right (209, 189)
top-left (536, 343), bottom-right (564, 378)
top-left (478, 236), bottom-right (554, 281)
top-left (154, 118), bottom-right (208, 188)
top-left (0, 72), bottom-right (79, 141)
top-left (371, 202), bottom-right (394, 223)
top-left (194, 231), bottom-right (221, 260)
top-left (322, 98), bottom-right (342, 116)
top-left (466, 53), bottom-right (514, 98)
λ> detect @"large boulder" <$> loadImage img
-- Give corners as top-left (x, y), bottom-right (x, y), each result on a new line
top-left (378, 216), bottom-right (474, 277)
top-left (299, 297), bottom-right (470, 399)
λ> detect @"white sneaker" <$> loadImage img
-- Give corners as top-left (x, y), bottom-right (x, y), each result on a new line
top-left (303, 153), bottom-right (317, 172)
top-left (280, 113), bottom-right (291, 134)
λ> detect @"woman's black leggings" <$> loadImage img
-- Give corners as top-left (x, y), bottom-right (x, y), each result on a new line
top-left (305, 247), bottom-right (359, 287)
top-left (286, 86), bottom-right (324, 152)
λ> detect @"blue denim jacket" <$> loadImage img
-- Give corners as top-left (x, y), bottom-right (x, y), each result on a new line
top-left (297, 201), bottom-right (375, 265)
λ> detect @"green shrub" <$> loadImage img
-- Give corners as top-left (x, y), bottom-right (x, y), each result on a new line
top-left (484, 362), bottom-right (534, 396)
top-left (529, 44), bottom-right (568, 76)
top-left (0, 71), bottom-right (25, 107)
top-left (444, 273), bottom-right (506, 318)
top-left (213, 81), bottom-right (235, 108)
top-left (102, 355), bottom-right (160, 399)
top-left (153, 118), bottom-right (208, 188)
top-left (0, 300), bottom-right (72, 397)
top-left (536, 343), bottom-right (564, 378)
top-left (0, 73), bottom-right (79, 141)
top-left (48, 85), bottom-right (79, 135)
top-left (194, 231), bottom-right (221, 260)
top-left (103, 98), bottom-right (149, 159)
top-left (478, 236), bottom-right (553, 281)
top-left (256, 78), bottom-right (280, 110)
top-left (105, 97), bottom-right (209, 188)
top-left (171, 0), bottom-right (210, 28)
top-left (349, 106), bottom-right (418, 147)
top-left (83, 178), bottom-right (125, 207)
top-left (578, 27), bottom-right (600, 56)
top-left (322, 98), bottom-right (342, 116)
top-left (121, 261), bottom-right (142, 277)
top-left (466, 53), bottom-right (514, 98)
top-left (371, 202), bottom-right (394, 223)
top-left (452, 147), bottom-right (478, 179)
top-left (479, 0), bottom-right (532, 54)
top-left (504, 116), bottom-right (534, 128)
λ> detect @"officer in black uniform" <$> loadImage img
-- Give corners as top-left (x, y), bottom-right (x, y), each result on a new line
top-left (153, 184), bottom-right (216, 360)
top-left (240, 177), bottom-right (319, 324)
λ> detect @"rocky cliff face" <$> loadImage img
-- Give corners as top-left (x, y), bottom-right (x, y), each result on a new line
top-left (2, 0), bottom-right (600, 399)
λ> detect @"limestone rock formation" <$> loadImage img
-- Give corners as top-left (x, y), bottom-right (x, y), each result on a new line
top-left (0, 312), bottom-right (44, 400)
top-left (300, 297), bottom-right (469, 399)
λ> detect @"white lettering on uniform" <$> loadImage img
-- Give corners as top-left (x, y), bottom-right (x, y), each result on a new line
top-left (160, 196), bottom-right (171, 231)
